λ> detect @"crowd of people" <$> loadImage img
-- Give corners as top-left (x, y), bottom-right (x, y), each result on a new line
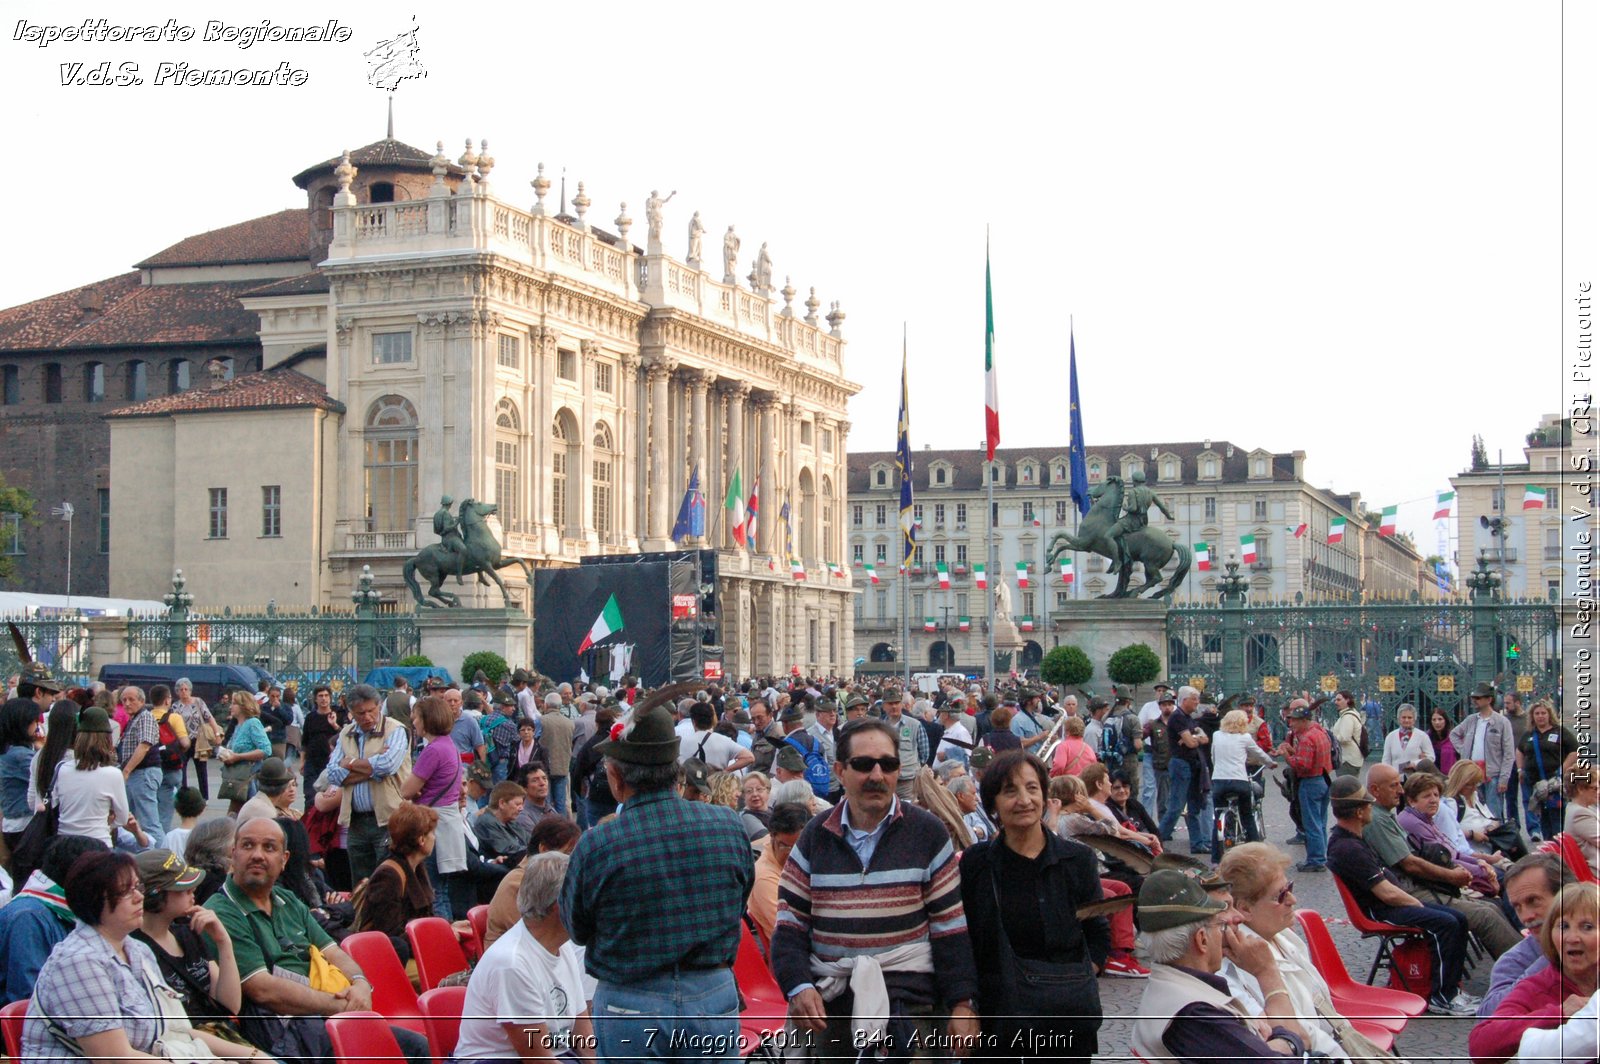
top-left (0, 655), bottom-right (1596, 1062)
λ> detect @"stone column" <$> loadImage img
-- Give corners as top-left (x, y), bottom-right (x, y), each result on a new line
top-left (723, 382), bottom-right (751, 548)
top-left (754, 394), bottom-right (778, 556)
top-left (620, 352), bottom-right (642, 549)
top-left (835, 418), bottom-right (852, 567)
top-left (644, 354), bottom-right (678, 549)
top-left (684, 368), bottom-right (711, 541)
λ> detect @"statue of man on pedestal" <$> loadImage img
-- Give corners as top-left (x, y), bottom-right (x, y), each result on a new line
top-left (1109, 469), bottom-right (1173, 572)
top-left (754, 242), bottom-right (773, 293)
top-left (433, 495), bottom-right (466, 584)
top-left (645, 189), bottom-right (675, 244)
top-left (723, 226), bottom-right (741, 283)
top-left (687, 211), bottom-right (705, 266)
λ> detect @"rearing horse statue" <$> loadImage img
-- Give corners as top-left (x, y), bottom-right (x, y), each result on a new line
top-left (1045, 476), bottom-right (1191, 599)
top-left (403, 498), bottom-right (535, 608)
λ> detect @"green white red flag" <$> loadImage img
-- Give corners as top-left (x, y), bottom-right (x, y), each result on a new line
top-left (1524, 485), bottom-right (1548, 510)
top-left (724, 466), bottom-right (747, 547)
top-left (827, 562), bottom-right (843, 579)
top-left (1058, 557), bottom-right (1074, 585)
top-left (1328, 516), bottom-right (1346, 544)
top-left (958, 616), bottom-right (971, 632)
top-left (1240, 534), bottom-right (1258, 564)
top-left (985, 242), bottom-right (1000, 460)
top-left (1195, 542), bottom-right (1211, 571)
top-left (936, 561), bottom-right (951, 589)
top-left (576, 594), bottom-right (624, 655)
top-left (924, 617), bottom-right (938, 632)
top-left (1015, 561), bottom-right (1029, 589)
top-left (864, 562), bottom-right (879, 584)
top-left (1019, 616), bottom-right (1034, 631)
top-left (974, 563), bottom-right (987, 589)
top-left (1289, 523), bottom-right (1307, 538)
top-left (1433, 491), bottom-right (1455, 520)
top-left (1379, 506), bottom-right (1398, 536)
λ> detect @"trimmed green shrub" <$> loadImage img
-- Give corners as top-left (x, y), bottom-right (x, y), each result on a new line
top-left (461, 650), bottom-right (509, 685)
top-left (1041, 645), bottom-right (1093, 688)
top-left (1107, 643), bottom-right (1162, 691)
top-left (395, 654), bottom-right (434, 668)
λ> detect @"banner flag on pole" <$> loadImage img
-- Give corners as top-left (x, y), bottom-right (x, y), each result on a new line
top-left (1433, 491), bottom-right (1456, 520)
top-left (1016, 561), bottom-right (1029, 589)
top-left (1328, 516), bottom-right (1346, 545)
top-left (1240, 534), bottom-right (1258, 564)
top-left (984, 238), bottom-right (1000, 460)
top-left (746, 475), bottom-right (761, 549)
top-left (1378, 506), bottom-right (1398, 536)
top-left (973, 563), bottom-right (988, 589)
top-left (725, 466), bottom-right (747, 547)
top-left (670, 465), bottom-right (705, 541)
top-left (576, 594), bottom-right (624, 655)
top-left (1195, 542), bottom-right (1211, 571)
top-left (896, 351), bottom-right (917, 567)
top-left (1068, 327), bottom-right (1090, 518)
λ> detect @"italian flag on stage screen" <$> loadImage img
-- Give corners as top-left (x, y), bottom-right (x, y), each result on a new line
top-left (958, 616), bottom-right (971, 632)
top-left (864, 562), bottom-right (879, 584)
top-left (1059, 557), bottom-right (1074, 585)
top-left (973, 563), bottom-right (988, 589)
top-left (1524, 485), bottom-right (1548, 510)
top-left (936, 561), bottom-right (951, 588)
top-left (1434, 491), bottom-right (1455, 521)
top-left (1195, 542), bottom-right (1211, 571)
top-left (1379, 506), bottom-right (1398, 536)
top-left (577, 594), bottom-right (623, 655)
top-left (1328, 516), bottom-right (1346, 544)
top-left (1240, 534), bottom-right (1258, 564)
top-left (924, 617), bottom-right (938, 632)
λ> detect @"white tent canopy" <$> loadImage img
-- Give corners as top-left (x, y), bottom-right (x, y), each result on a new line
top-left (0, 592), bottom-right (166, 615)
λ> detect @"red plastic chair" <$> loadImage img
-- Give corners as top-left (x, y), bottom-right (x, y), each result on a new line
top-left (419, 985), bottom-right (468, 1063)
top-left (1328, 874), bottom-right (1430, 987)
top-left (1, 999), bottom-right (28, 1058)
top-left (327, 1010), bottom-right (403, 1064)
top-left (1295, 909), bottom-right (1426, 1027)
top-left (467, 904), bottom-right (491, 958)
top-left (407, 916), bottom-right (471, 992)
top-left (1557, 833), bottom-right (1598, 883)
top-left (1350, 1019), bottom-right (1396, 1051)
top-left (735, 921), bottom-right (788, 1057)
top-left (340, 930), bottom-right (426, 1033)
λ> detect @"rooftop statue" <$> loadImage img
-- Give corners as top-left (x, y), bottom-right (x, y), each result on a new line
top-left (686, 210), bottom-right (705, 267)
top-left (1046, 474), bottom-right (1191, 599)
top-left (405, 496), bottom-right (534, 608)
top-left (723, 226), bottom-right (741, 284)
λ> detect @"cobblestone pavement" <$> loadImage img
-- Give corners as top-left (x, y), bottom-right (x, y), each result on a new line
top-left (1093, 767), bottom-right (1486, 1063)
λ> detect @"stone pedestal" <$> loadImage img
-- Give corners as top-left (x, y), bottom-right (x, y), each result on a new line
top-left (87, 615), bottom-right (131, 678)
top-left (416, 608), bottom-right (533, 677)
top-left (1052, 600), bottom-right (1170, 686)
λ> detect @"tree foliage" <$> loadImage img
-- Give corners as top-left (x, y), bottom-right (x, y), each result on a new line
top-left (396, 654), bottom-right (434, 668)
top-left (0, 472), bottom-right (37, 584)
top-left (1040, 645), bottom-right (1092, 688)
top-left (461, 650), bottom-right (509, 685)
top-left (1106, 643), bottom-right (1162, 690)
top-left (1471, 434), bottom-right (1488, 471)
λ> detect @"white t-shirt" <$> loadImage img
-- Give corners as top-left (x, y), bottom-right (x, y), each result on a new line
top-left (452, 920), bottom-right (588, 1060)
top-left (55, 763), bottom-right (130, 839)
top-left (1138, 701), bottom-right (1164, 729)
top-left (674, 718), bottom-right (695, 739)
top-left (163, 826), bottom-right (193, 856)
top-left (935, 721), bottom-right (972, 763)
top-left (679, 728), bottom-right (745, 770)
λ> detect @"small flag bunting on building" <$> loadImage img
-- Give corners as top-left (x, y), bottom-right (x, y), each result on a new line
top-left (1019, 616), bottom-right (1035, 632)
top-left (1240, 534), bottom-right (1258, 564)
top-left (936, 561), bottom-right (951, 589)
top-left (827, 562), bottom-right (843, 579)
top-left (1195, 542), bottom-right (1211, 571)
top-left (1434, 491), bottom-right (1456, 520)
top-left (1059, 557), bottom-right (1074, 585)
top-left (791, 558), bottom-right (806, 580)
top-left (1524, 485), bottom-right (1548, 510)
top-left (1379, 506), bottom-right (1398, 536)
top-left (1289, 523), bottom-right (1307, 538)
top-left (973, 563), bottom-right (988, 589)
top-left (958, 616), bottom-right (971, 632)
top-left (924, 617), bottom-right (938, 632)
top-left (1328, 516), bottom-right (1346, 545)
top-left (864, 562), bottom-right (879, 584)
top-left (1016, 561), bottom-right (1029, 589)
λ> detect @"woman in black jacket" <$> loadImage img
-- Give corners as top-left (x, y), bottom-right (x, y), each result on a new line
top-left (959, 750), bottom-right (1108, 1062)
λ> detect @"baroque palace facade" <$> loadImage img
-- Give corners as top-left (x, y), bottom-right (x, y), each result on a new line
top-left (0, 131), bottom-right (859, 677)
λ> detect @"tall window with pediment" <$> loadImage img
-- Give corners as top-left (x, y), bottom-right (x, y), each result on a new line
top-left (364, 395), bottom-right (418, 531)
top-left (821, 475), bottom-right (834, 562)
top-left (592, 422), bottom-right (614, 537)
top-left (552, 410), bottom-right (579, 535)
top-left (495, 399), bottom-right (521, 532)
top-left (798, 468), bottom-right (817, 560)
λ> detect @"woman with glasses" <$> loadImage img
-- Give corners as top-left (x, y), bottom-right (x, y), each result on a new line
top-left (1217, 842), bottom-right (1397, 1063)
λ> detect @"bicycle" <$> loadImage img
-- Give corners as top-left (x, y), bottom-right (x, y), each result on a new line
top-left (1214, 762), bottom-right (1270, 853)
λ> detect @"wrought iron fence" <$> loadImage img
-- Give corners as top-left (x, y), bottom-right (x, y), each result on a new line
top-left (0, 612), bottom-right (91, 681)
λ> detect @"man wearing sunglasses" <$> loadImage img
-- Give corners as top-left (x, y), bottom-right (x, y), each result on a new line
top-left (772, 718), bottom-right (980, 1060)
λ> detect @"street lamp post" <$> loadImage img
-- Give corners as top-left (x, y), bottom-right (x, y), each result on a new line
top-left (49, 502), bottom-right (73, 602)
top-left (938, 604), bottom-right (955, 671)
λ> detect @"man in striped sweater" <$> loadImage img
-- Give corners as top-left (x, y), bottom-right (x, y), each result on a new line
top-left (773, 718), bottom-right (980, 1060)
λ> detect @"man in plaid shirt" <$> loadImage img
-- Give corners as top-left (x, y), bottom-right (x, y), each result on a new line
top-left (1277, 700), bottom-right (1334, 872)
top-left (561, 694), bottom-right (754, 1061)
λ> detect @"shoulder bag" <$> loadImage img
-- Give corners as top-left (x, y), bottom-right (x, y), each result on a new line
top-left (7, 760), bottom-right (62, 885)
top-left (137, 954), bottom-right (221, 1062)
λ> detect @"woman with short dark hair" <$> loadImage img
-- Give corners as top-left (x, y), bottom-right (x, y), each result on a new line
top-left (0, 697), bottom-right (41, 850)
top-left (351, 799), bottom-right (439, 962)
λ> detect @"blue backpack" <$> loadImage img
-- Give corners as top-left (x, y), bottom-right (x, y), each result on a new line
top-left (785, 733), bottom-right (832, 798)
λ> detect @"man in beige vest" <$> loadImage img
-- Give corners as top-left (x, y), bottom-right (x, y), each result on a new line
top-left (323, 683), bottom-right (412, 884)
top-left (1131, 869), bottom-right (1310, 1063)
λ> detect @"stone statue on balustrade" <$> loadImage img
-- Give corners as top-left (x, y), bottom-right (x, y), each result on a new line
top-left (723, 226), bottom-right (741, 284)
top-left (406, 497), bottom-right (536, 609)
top-left (753, 243), bottom-right (773, 294)
top-left (645, 189), bottom-right (675, 246)
top-left (686, 211), bottom-right (705, 268)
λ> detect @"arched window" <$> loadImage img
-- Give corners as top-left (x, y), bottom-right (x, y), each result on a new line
top-left (495, 399), bottom-right (521, 532)
top-left (821, 475), bottom-right (834, 562)
top-left (364, 395), bottom-right (418, 531)
top-left (84, 362), bottom-right (105, 403)
top-left (167, 358), bottom-right (191, 393)
top-left (592, 421), bottom-right (614, 537)
top-left (1163, 459), bottom-right (1177, 481)
top-left (125, 360), bottom-right (148, 402)
top-left (551, 409), bottom-right (579, 535)
top-left (369, 182), bottom-right (396, 203)
top-left (798, 468), bottom-right (817, 560)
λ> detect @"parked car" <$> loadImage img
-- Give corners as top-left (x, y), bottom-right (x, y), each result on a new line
top-left (97, 663), bottom-right (271, 709)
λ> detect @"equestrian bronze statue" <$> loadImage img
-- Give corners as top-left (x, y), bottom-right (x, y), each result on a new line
top-left (1046, 474), bottom-right (1191, 599)
top-left (404, 497), bottom-right (535, 608)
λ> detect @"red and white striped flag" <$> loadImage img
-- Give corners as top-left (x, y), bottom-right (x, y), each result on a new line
top-left (1328, 516), bottom-right (1346, 545)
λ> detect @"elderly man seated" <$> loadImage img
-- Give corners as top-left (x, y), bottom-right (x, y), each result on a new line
top-left (1131, 868), bottom-right (1310, 1063)
top-left (204, 816), bottom-right (431, 1064)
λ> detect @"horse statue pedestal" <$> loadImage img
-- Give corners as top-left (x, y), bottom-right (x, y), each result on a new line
top-left (416, 608), bottom-right (533, 679)
top-left (1053, 600), bottom-right (1170, 683)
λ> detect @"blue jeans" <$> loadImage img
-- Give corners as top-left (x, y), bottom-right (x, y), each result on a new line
top-left (550, 775), bottom-right (570, 818)
top-left (592, 968), bottom-right (740, 1061)
top-left (1482, 780), bottom-right (1507, 820)
top-left (1369, 902), bottom-right (1469, 1001)
top-left (1298, 774), bottom-right (1330, 867)
top-left (1140, 753), bottom-right (1159, 816)
top-left (1158, 757), bottom-right (1212, 852)
top-left (157, 767), bottom-right (182, 833)
top-left (126, 768), bottom-right (160, 844)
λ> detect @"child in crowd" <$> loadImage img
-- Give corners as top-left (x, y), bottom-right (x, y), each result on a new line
top-left (162, 787), bottom-right (207, 855)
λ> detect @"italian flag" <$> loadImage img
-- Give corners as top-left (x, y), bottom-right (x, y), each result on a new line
top-left (1016, 561), bottom-right (1029, 589)
top-left (1289, 522), bottom-right (1307, 539)
top-left (974, 563), bottom-right (988, 589)
top-left (924, 617), bottom-right (938, 632)
top-left (1195, 542), bottom-right (1211, 571)
top-left (827, 562), bottom-right (843, 579)
top-left (1240, 534), bottom-right (1258, 564)
top-left (746, 476), bottom-right (761, 548)
top-left (1433, 491), bottom-right (1456, 521)
top-left (864, 562), bottom-right (879, 584)
top-left (1328, 516), bottom-right (1346, 544)
top-left (936, 561), bottom-right (951, 588)
top-left (725, 466), bottom-right (747, 547)
top-left (576, 594), bottom-right (624, 655)
top-left (958, 616), bottom-right (971, 632)
top-left (791, 558), bottom-right (806, 581)
top-left (1019, 616), bottom-right (1035, 632)
top-left (1379, 506), bottom-right (1398, 536)
top-left (1524, 485), bottom-right (1548, 510)
top-left (985, 243), bottom-right (1000, 461)
top-left (1059, 557), bottom-right (1074, 585)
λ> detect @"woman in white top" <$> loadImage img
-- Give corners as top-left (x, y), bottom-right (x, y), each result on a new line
top-left (1515, 988), bottom-right (1598, 1062)
top-left (54, 706), bottom-right (148, 847)
top-left (452, 850), bottom-right (593, 1061)
top-left (1381, 703), bottom-right (1435, 775)
top-left (1210, 709), bottom-right (1272, 862)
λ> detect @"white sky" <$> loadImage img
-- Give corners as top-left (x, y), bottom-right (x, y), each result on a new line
top-left (0, 1), bottom-right (1582, 550)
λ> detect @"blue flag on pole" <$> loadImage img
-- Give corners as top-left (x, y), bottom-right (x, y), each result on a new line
top-left (671, 465), bottom-right (705, 541)
top-left (1068, 328), bottom-right (1090, 517)
top-left (896, 349), bottom-right (916, 568)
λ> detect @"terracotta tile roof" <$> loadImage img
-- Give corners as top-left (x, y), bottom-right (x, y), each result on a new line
top-left (242, 272), bottom-right (331, 297)
top-left (847, 442), bottom-right (1296, 492)
top-left (0, 272), bottom-right (262, 351)
top-left (106, 367), bottom-right (343, 419)
top-left (292, 138), bottom-right (467, 188)
top-left (135, 209), bottom-right (312, 268)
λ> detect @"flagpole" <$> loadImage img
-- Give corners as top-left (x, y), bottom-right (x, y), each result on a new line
top-left (900, 323), bottom-right (912, 690)
top-left (984, 231), bottom-right (997, 692)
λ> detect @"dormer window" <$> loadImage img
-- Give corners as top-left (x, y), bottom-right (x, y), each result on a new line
top-left (1162, 458), bottom-right (1177, 481)
top-left (1054, 463), bottom-right (1066, 482)
top-left (1088, 459), bottom-right (1104, 483)
top-left (1019, 463), bottom-right (1035, 484)
top-left (1199, 454), bottom-right (1220, 480)
top-left (875, 469), bottom-right (887, 487)
top-left (935, 467), bottom-right (946, 484)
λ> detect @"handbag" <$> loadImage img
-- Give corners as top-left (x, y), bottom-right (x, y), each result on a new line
top-left (218, 757), bottom-right (255, 802)
top-left (139, 956), bottom-right (221, 1062)
top-left (986, 857), bottom-right (1102, 1035)
top-left (1407, 833), bottom-right (1462, 897)
top-left (8, 762), bottom-right (62, 885)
